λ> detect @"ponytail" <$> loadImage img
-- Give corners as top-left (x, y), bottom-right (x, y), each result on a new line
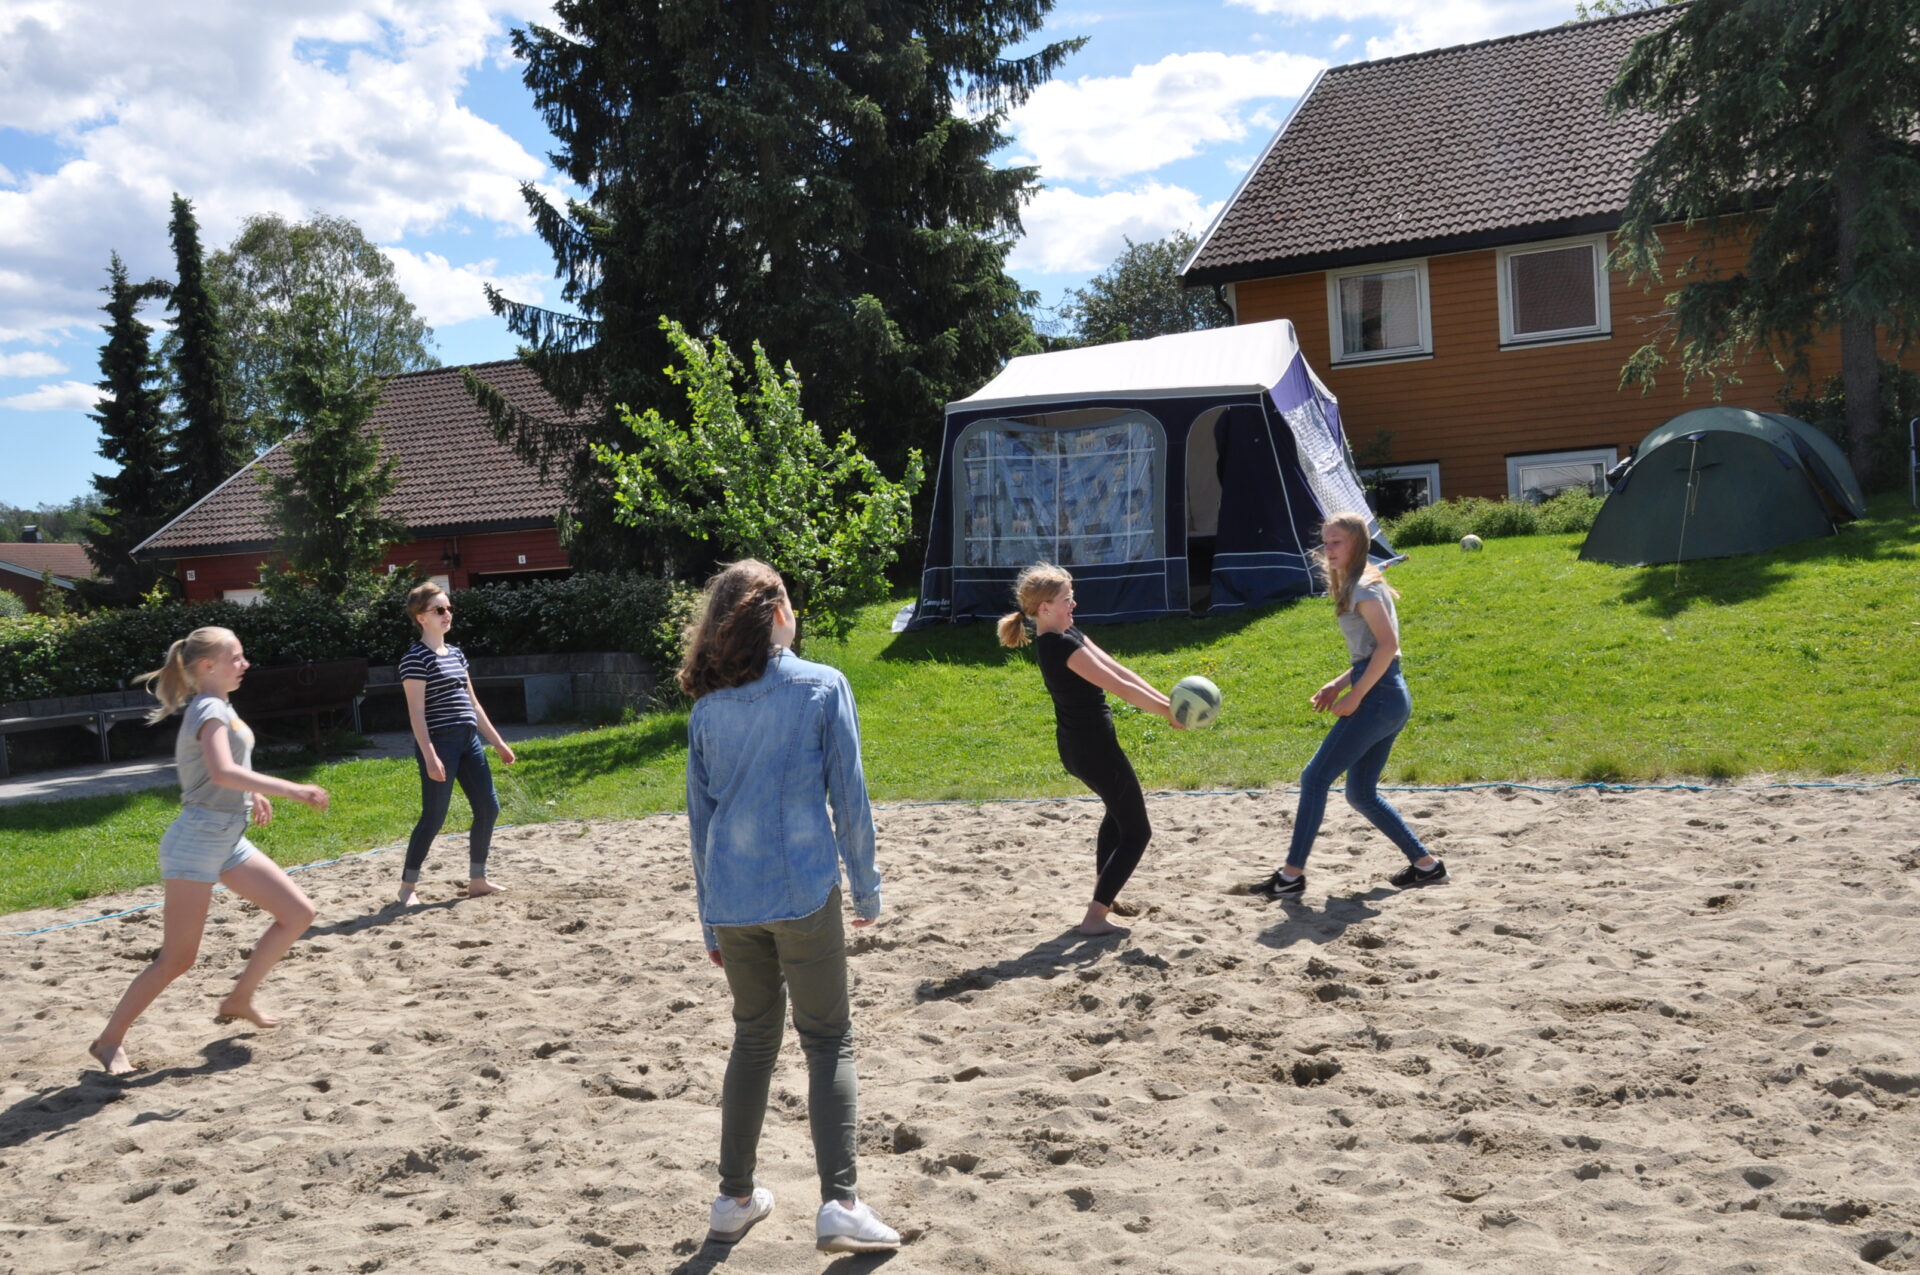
top-left (998, 562), bottom-right (1072, 648)
top-left (135, 626), bottom-right (237, 724)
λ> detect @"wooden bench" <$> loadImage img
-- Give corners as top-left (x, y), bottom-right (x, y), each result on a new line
top-left (0, 709), bottom-right (109, 779)
top-left (231, 659), bottom-right (370, 747)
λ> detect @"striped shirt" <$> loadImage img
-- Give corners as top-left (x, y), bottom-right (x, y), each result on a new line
top-left (399, 641), bottom-right (477, 732)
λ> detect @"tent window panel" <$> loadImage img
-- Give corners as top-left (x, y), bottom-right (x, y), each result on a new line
top-left (1499, 237), bottom-right (1610, 344)
top-left (1507, 447), bottom-right (1614, 502)
top-left (1328, 260), bottom-right (1430, 364)
top-left (954, 414), bottom-right (1165, 569)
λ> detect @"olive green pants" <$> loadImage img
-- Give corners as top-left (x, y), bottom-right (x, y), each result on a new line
top-left (714, 887), bottom-right (859, 1204)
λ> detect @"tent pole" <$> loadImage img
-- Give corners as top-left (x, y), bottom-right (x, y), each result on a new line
top-left (1909, 416), bottom-right (1918, 510)
top-left (1673, 436), bottom-right (1701, 587)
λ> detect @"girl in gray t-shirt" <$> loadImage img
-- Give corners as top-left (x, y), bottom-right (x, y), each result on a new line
top-left (1252, 513), bottom-right (1447, 901)
top-left (89, 626), bottom-right (331, 1076)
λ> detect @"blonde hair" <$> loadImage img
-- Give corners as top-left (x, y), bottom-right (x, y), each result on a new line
top-left (135, 626), bottom-right (238, 724)
top-left (404, 581), bottom-right (448, 632)
top-left (678, 560), bottom-right (787, 698)
top-left (996, 562), bottom-right (1072, 648)
top-left (1314, 511), bottom-right (1397, 616)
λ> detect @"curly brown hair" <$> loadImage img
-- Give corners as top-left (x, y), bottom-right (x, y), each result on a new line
top-left (678, 560), bottom-right (788, 698)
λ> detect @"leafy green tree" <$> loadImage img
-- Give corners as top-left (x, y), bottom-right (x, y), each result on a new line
top-left (592, 318), bottom-right (923, 643)
top-left (258, 297), bottom-right (403, 595)
top-left (165, 194), bottom-right (244, 502)
top-left (0, 494), bottom-right (104, 542)
top-left (1065, 230), bottom-right (1227, 346)
top-left (209, 212), bottom-right (436, 451)
top-left (1609, 0), bottom-right (1920, 486)
top-left (481, 0), bottom-right (1076, 569)
top-left (84, 254), bottom-right (178, 606)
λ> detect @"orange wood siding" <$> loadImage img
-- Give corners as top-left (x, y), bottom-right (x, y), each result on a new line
top-left (1234, 225), bottom-right (1864, 499)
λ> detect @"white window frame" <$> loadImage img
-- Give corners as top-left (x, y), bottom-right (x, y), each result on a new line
top-left (222, 587), bottom-right (266, 606)
top-left (1325, 258), bottom-right (1432, 366)
top-left (1496, 234), bottom-right (1611, 347)
top-left (1506, 447), bottom-right (1616, 501)
top-left (1369, 462), bottom-right (1442, 507)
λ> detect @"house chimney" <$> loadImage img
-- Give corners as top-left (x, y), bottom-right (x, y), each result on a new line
top-left (20, 525), bottom-right (39, 542)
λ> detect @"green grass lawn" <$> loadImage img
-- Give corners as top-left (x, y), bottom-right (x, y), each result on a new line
top-left (4, 494), bottom-right (1916, 916)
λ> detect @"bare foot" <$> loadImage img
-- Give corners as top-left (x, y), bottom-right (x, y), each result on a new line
top-left (466, 879), bottom-right (506, 898)
top-left (1077, 917), bottom-right (1130, 937)
top-left (396, 884), bottom-right (421, 907)
top-left (89, 1039), bottom-right (135, 1075)
top-left (214, 998), bottom-right (281, 1029)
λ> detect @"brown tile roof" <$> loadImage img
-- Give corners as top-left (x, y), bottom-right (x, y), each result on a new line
top-left (1184, 7), bottom-right (1680, 286)
top-left (136, 360), bottom-right (578, 558)
top-left (0, 542), bottom-right (94, 581)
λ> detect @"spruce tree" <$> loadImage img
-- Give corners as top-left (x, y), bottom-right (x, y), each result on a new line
top-left (84, 254), bottom-right (177, 605)
top-left (1609, 0), bottom-right (1920, 486)
top-left (259, 296), bottom-right (403, 595)
top-left (166, 193), bottom-right (244, 503)
top-left (481, 0), bottom-right (1080, 569)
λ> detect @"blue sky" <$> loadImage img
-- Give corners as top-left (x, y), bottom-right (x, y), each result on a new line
top-left (0, 0), bottom-right (1582, 509)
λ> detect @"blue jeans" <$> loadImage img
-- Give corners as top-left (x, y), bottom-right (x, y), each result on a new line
top-left (1285, 659), bottom-right (1431, 871)
top-left (404, 724), bottom-right (499, 882)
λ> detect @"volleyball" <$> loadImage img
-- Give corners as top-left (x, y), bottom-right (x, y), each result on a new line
top-left (1169, 675), bottom-right (1222, 729)
top-left (1460, 534), bottom-right (1483, 551)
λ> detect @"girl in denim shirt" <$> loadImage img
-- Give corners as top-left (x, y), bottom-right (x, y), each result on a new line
top-left (682, 560), bottom-right (899, 1255)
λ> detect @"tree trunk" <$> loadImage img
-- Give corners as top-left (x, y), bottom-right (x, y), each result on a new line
top-left (1834, 123), bottom-right (1880, 486)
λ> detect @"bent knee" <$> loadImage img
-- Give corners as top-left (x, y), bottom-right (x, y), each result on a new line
top-left (153, 947), bottom-right (200, 978)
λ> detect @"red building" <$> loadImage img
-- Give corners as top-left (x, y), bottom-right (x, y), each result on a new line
top-left (136, 360), bottom-right (577, 599)
top-left (0, 540), bottom-right (93, 612)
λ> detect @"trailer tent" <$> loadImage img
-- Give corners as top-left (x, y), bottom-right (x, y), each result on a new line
top-left (907, 320), bottom-right (1388, 628)
top-left (1579, 407), bottom-right (1866, 566)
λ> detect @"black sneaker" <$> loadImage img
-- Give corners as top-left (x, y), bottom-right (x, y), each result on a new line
top-left (1388, 859), bottom-right (1448, 888)
top-left (1252, 870), bottom-right (1306, 901)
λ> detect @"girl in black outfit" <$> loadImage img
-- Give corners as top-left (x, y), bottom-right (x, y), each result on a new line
top-left (998, 563), bottom-right (1184, 935)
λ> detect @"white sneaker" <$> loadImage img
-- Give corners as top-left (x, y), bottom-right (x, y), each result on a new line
top-left (815, 1198), bottom-right (901, 1253)
top-left (708, 1187), bottom-right (773, 1244)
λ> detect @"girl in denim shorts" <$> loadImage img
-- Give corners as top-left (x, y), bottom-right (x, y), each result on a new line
top-left (89, 627), bottom-right (330, 1075)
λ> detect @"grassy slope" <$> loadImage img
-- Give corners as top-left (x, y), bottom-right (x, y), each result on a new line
top-left (3, 495), bottom-right (1915, 915)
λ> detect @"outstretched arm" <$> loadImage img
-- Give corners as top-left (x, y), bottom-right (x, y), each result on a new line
top-left (1065, 646), bottom-right (1182, 726)
top-left (200, 721), bottom-right (328, 811)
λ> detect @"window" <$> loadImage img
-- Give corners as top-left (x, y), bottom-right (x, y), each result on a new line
top-left (1507, 447), bottom-right (1615, 502)
top-left (1365, 463), bottom-right (1441, 519)
top-left (1498, 236), bottom-right (1609, 345)
top-left (1326, 259), bottom-right (1431, 364)
top-left (222, 588), bottom-right (266, 606)
top-left (954, 412), bottom-right (1165, 569)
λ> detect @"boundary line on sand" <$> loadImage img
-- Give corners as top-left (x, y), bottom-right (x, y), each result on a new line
top-left (8, 777), bottom-right (1914, 937)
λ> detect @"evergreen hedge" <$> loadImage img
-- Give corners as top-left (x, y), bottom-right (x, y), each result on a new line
top-left (0, 572), bottom-right (696, 704)
top-left (1383, 490), bottom-right (1604, 547)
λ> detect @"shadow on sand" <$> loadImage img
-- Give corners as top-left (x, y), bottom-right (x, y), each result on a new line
top-left (0, 1035), bottom-right (255, 1150)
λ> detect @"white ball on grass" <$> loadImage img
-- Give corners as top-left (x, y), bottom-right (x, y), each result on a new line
top-left (1460, 534), bottom-right (1483, 552)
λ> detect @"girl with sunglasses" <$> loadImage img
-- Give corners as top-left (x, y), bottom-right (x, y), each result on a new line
top-left (397, 582), bottom-right (516, 906)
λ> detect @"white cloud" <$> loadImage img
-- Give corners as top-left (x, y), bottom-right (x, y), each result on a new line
top-left (0, 351), bottom-right (67, 378)
top-left (1, 380), bottom-right (96, 411)
top-left (1005, 50), bottom-right (1325, 183)
top-left (1009, 183), bottom-right (1222, 276)
top-left (1331, 32), bottom-right (1353, 51)
top-left (380, 246), bottom-right (547, 327)
top-left (0, 1), bottom-right (550, 346)
top-left (1226, 0), bottom-right (1572, 60)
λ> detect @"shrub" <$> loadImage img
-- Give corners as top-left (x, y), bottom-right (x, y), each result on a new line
top-left (0, 571), bottom-right (696, 704)
top-left (0, 590), bottom-right (24, 619)
top-left (1383, 490), bottom-right (1601, 546)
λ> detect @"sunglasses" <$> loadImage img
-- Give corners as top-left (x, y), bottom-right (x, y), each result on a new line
top-left (427, 604), bottom-right (453, 616)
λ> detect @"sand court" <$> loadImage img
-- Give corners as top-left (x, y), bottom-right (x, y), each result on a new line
top-left (3, 782), bottom-right (1919, 1273)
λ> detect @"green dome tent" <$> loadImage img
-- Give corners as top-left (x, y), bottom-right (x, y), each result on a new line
top-left (1579, 408), bottom-right (1866, 566)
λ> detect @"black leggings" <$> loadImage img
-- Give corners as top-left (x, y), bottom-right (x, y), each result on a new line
top-left (1057, 723), bottom-right (1152, 906)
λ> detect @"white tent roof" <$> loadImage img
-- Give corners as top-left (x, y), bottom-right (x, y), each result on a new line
top-left (949, 319), bottom-right (1304, 414)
